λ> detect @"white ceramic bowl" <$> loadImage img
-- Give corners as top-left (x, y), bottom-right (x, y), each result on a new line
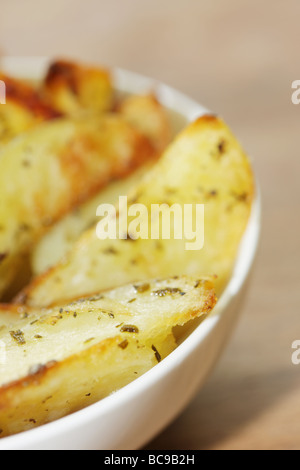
top-left (0, 59), bottom-right (261, 450)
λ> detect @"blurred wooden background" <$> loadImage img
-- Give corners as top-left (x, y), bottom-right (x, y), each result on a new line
top-left (1, 0), bottom-right (299, 450)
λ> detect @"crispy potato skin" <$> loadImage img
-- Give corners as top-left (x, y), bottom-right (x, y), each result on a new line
top-left (0, 276), bottom-right (216, 437)
top-left (0, 114), bottom-right (155, 298)
top-left (41, 60), bottom-right (113, 114)
top-left (20, 115), bottom-right (254, 307)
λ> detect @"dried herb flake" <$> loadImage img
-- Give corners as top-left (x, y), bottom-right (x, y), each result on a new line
top-left (120, 325), bottom-right (139, 334)
top-left (152, 288), bottom-right (186, 297)
top-left (10, 330), bottom-right (26, 345)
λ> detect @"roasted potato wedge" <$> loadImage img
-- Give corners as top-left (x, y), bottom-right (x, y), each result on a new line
top-left (31, 94), bottom-right (171, 275)
top-left (20, 115), bottom-right (254, 307)
top-left (41, 60), bottom-right (113, 115)
top-left (0, 73), bottom-right (60, 146)
top-left (118, 94), bottom-right (171, 152)
top-left (0, 114), bottom-right (154, 298)
top-left (0, 276), bottom-right (216, 437)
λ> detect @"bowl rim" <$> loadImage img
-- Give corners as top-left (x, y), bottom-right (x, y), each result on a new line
top-left (0, 59), bottom-right (261, 449)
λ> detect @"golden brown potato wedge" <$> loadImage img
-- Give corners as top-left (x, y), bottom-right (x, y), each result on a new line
top-left (118, 94), bottom-right (171, 152)
top-left (20, 115), bottom-right (254, 307)
top-left (0, 114), bottom-right (154, 299)
top-left (31, 94), bottom-right (171, 275)
top-left (0, 276), bottom-right (216, 437)
top-left (0, 73), bottom-right (60, 146)
top-left (41, 60), bottom-right (113, 115)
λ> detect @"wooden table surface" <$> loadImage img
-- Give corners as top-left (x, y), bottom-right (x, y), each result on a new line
top-left (1, 0), bottom-right (299, 450)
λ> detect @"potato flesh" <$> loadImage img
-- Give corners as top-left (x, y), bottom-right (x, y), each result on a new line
top-left (0, 276), bottom-right (216, 437)
top-left (22, 115), bottom-right (254, 307)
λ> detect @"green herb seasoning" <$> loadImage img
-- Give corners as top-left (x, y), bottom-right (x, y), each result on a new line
top-left (120, 325), bottom-right (139, 334)
top-left (134, 283), bottom-right (150, 294)
top-left (152, 288), bottom-right (186, 297)
top-left (10, 330), bottom-right (26, 345)
top-left (152, 345), bottom-right (162, 363)
top-left (84, 338), bottom-right (95, 344)
top-left (118, 339), bottom-right (129, 350)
